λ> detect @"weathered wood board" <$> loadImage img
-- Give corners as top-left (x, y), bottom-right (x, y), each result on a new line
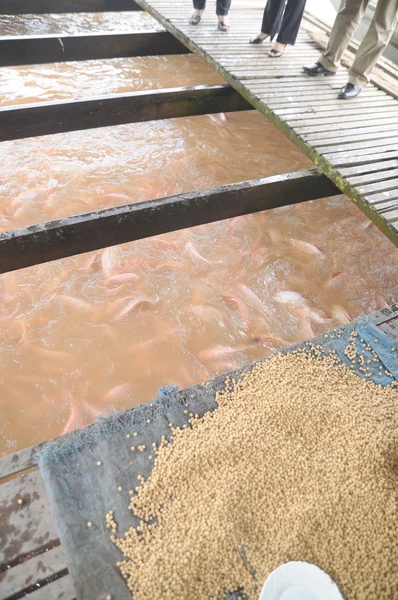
top-left (1, 0), bottom-right (141, 12)
top-left (0, 84), bottom-right (252, 141)
top-left (0, 30), bottom-right (189, 67)
top-left (0, 169), bottom-right (339, 273)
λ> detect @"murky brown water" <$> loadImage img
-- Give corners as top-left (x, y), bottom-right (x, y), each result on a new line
top-left (0, 12), bottom-right (160, 36)
top-left (0, 111), bottom-right (309, 228)
top-left (1, 187), bottom-right (397, 456)
top-left (0, 29), bottom-right (397, 456)
top-left (0, 55), bottom-right (223, 107)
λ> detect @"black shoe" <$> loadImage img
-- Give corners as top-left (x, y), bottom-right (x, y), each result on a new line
top-left (249, 34), bottom-right (268, 44)
top-left (302, 61), bottom-right (336, 76)
top-left (268, 45), bottom-right (286, 58)
top-left (338, 82), bottom-right (361, 99)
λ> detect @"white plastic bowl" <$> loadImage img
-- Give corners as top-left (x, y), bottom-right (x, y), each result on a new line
top-left (259, 562), bottom-right (345, 600)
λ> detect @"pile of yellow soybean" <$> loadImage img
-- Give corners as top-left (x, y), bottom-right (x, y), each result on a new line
top-left (108, 340), bottom-right (398, 600)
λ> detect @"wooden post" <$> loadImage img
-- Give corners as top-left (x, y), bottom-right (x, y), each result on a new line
top-left (0, 85), bottom-right (253, 141)
top-left (0, 31), bottom-right (189, 67)
top-left (1, 0), bottom-right (141, 13)
top-left (0, 169), bottom-right (339, 273)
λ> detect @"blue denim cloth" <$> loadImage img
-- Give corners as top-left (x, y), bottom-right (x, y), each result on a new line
top-left (37, 319), bottom-right (398, 600)
top-left (299, 321), bottom-right (398, 386)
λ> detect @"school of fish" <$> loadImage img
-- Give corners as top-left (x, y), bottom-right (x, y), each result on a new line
top-left (0, 14), bottom-right (397, 456)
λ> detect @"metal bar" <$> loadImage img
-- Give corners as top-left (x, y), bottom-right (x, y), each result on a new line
top-left (0, 31), bottom-right (189, 67)
top-left (0, 85), bottom-right (252, 141)
top-left (0, 169), bottom-right (339, 274)
top-left (1, 0), bottom-right (141, 13)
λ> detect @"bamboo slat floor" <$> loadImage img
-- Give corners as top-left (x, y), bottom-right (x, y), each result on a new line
top-left (1, 305), bottom-right (398, 600)
top-left (131, 0), bottom-right (398, 247)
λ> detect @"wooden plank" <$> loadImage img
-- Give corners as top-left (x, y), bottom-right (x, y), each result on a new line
top-left (0, 169), bottom-right (339, 274)
top-left (379, 319), bottom-right (398, 341)
top-left (1, 545), bottom-right (67, 599)
top-left (304, 121), bottom-right (398, 143)
top-left (317, 137), bottom-right (398, 155)
top-left (286, 104), bottom-right (398, 125)
top-left (312, 129), bottom-right (398, 148)
top-left (330, 151), bottom-right (398, 168)
top-left (379, 203), bottom-right (398, 217)
top-left (291, 110), bottom-right (398, 130)
top-left (0, 447), bottom-right (42, 481)
top-left (256, 88), bottom-right (382, 103)
top-left (370, 304), bottom-right (398, 326)
top-left (1, 0), bottom-right (140, 13)
top-left (273, 97), bottom-right (395, 114)
top-left (339, 159), bottom-right (398, 177)
top-left (296, 116), bottom-right (398, 135)
top-left (357, 177), bottom-right (398, 196)
top-left (246, 76), bottom-right (349, 88)
top-left (233, 69), bottom-right (322, 79)
top-left (212, 54), bottom-right (321, 62)
top-left (367, 199), bottom-right (398, 213)
top-left (0, 85), bottom-right (252, 141)
top-left (0, 31), bottom-right (189, 67)
top-left (269, 95), bottom-right (389, 111)
top-left (26, 575), bottom-right (76, 600)
top-left (365, 190), bottom-right (398, 205)
top-left (377, 201), bottom-right (398, 214)
top-left (347, 168), bottom-right (398, 187)
top-left (0, 470), bottom-right (59, 566)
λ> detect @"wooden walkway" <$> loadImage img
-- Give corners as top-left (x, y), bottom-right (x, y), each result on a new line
top-left (133, 0), bottom-right (398, 247)
top-left (1, 305), bottom-right (398, 600)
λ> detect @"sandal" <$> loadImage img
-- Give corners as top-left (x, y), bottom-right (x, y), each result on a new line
top-left (189, 11), bottom-right (203, 25)
top-left (249, 34), bottom-right (268, 44)
top-left (268, 45), bottom-right (286, 58)
top-left (217, 18), bottom-right (230, 31)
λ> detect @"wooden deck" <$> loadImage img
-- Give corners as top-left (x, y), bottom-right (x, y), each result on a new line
top-left (132, 0), bottom-right (398, 247)
top-left (1, 305), bottom-right (398, 600)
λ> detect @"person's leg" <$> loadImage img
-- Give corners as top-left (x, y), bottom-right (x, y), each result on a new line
top-left (216, 0), bottom-right (231, 17)
top-left (348, 0), bottom-right (398, 87)
top-left (275, 0), bottom-right (307, 45)
top-left (190, 0), bottom-right (206, 24)
top-left (216, 0), bottom-right (231, 30)
top-left (320, 0), bottom-right (370, 72)
top-left (250, 0), bottom-right (282, 42)
top-left (261, 0), bottom-right (286, 40)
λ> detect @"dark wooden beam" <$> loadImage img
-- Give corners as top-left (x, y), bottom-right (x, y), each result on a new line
top-left (1, 0), bottom-right (141, 13)
top-left (0, 169), bottom-right (340, 274)
top-left (0, 85), bottom-right (252, 141)
top-left (0, 31), bottom-right (189, 67)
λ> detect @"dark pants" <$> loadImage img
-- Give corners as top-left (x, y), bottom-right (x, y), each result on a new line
top-left (193, 0), bottom-right (231, 16)
top-left (261, 0), bottom-right (307, 45)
